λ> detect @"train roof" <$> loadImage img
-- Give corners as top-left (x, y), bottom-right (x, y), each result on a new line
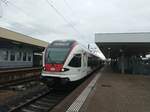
top-left (0, 27), bottom-right (49, 47)
top-left (48, 40), bottom-right (77, 47)
top-left (47, 39), bottom-right (102, 59)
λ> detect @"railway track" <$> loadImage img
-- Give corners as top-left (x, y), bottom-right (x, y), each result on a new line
top-left (0, 77), bottom-right (40, 90)
top-left (0, 68), bottom-right (101, 112)
top-left (8, 88), bottom-right (50, 112)
top-left (10, 91), bottom-right (66, 112)
top-left (0, 67), bottom-right (41, 89)
top-left (1, 85), bottom-right (76, 112)
top-left (0, 76), bottom-right (39, 89)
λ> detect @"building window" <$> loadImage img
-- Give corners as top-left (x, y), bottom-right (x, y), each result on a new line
top-left (0, 50), bottom-right (9, 61)
top-left (5, 51), bottom-right (9, 61)
top-left (16, 52), bottom-right (22, 61)
top-left (28, 53), bottom-right (32, 61)
top-left (23, 52), bottom-right (27, 61)
top-left (69, 54), bottom-right (81, 67)
top-left (10, 51), bottom-right (15, 61)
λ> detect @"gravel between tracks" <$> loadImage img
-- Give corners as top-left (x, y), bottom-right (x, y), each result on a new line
top-left (0, 90), bottom-right (16, 104)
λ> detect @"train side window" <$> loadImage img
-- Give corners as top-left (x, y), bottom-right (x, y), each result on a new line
top-left (69, 54), bottom-right (81, 67)
top-left (10, 51), bottom-right (15, 61)
top-left (83, 53), bottom-right (86, 66)
top-left (88, 57), bottom-right (92, 66)
top-left (23, 52), bottom-right (27, 61)
top-left (17, 52), bottom-right (22, 61)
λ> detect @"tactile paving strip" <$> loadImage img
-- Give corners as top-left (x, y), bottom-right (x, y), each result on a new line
top-left (66, 73), bottom-right (101, 112)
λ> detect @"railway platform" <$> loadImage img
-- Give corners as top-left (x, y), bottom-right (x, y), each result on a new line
top-left (70, 66), bottom-right (150, 112)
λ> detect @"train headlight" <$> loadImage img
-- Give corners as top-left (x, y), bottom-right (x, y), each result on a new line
top-left (61, 68), bottom-right (65, 72)
top-left (61, 68), bottom-right (69, 72)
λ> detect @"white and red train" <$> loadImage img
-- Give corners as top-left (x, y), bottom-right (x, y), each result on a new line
top-left (41, 40), bottom-right (103, 87)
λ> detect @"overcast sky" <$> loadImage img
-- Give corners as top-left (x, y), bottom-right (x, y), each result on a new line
top-left (0, 0), bottom-right (150, 58)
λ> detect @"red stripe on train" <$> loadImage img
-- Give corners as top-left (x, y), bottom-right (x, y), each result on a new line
top-left (44, 64), bottom-right (63, 72)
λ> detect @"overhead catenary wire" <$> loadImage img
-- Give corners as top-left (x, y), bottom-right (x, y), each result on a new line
top-left (1, 0), bottom-right (94, 50)
top-left (1, 0), bottom-right (78, 43)
top-left (1, 0), bottom-right (89, 43)
top-left (0, 0), bottom-right (44, 35)
top-left (46, 0), bottom-right (91, 44)
top-left (0, 0), bottom-right (3, 17)
top-left (47, 0), bottom-right (97, 54)
top-left (0, 0), bottom-right (8, 5)
top-left (63, 0), bottom-right (74, 13)
top-left (62, 0), bottom-right (97, 51)
top-left (63, 0), bottom-right (81, 36)
top-left (1, 0), bottom-right (31, 18)
top-left (0, 0), bottom-right (9, 17)
top-left (46, 0), bottom-right (82, 36)
top-left (63, 0), bottom-right (96, 51)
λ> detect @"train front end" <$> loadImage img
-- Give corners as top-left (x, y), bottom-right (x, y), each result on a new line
top-left (41, 40), bottom-right (75, 87)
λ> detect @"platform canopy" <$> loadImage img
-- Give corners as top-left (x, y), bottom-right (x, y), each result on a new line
top-left (95, 33), bottom-right (150, 59)
top-left (0, 27), bottom-right (49, 51)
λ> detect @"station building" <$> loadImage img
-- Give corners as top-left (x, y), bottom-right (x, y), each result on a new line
top-left (0, 27), bottom-right (49, 68)
top-left (95, 33), bottom-right (150, 74)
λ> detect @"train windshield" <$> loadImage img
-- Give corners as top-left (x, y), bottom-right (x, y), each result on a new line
top-left (45, 47), bottom-right (70, 64)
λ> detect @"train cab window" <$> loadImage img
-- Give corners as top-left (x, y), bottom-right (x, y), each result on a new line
top-left (10, 51), bottom-right (15, 61)
top-left (23, 52), bottom-right (27, 61)
top-left (17, 52), bottom-right (22, 61)
top-left (46, 47), bottom-right (70, 64)
top-left (69, 54), bottom-right (81, 67)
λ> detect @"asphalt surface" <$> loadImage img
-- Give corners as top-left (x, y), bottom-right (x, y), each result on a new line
top-left (80, 66), bottom-right (150, 112)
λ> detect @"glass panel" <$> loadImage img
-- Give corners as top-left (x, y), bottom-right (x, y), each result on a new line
top-left (28, 54), bottom-right (31, 61)
top-left (23, 52), bottom-right (27, 61)
top-left (10, 51), bottom-right (15, 61)
top-left (45, 47), bottom-right (70, 64)
top-left (69, 54), bottom-right (81, 67)
top-left (17, 52), bottom-right (22, 61)
top-left (0, 50), bottom-right (9, 61)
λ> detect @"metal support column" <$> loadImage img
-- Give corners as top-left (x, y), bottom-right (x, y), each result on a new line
top-left (121, 54), bottom-right (125, 74)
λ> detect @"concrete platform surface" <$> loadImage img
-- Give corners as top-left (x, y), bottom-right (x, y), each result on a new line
top-left (80, 66), bottom-right (150, 112)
